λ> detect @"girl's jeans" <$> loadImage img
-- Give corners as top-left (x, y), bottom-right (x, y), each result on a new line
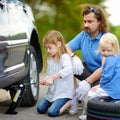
top-left (37, 97), bottom-right (70, 117)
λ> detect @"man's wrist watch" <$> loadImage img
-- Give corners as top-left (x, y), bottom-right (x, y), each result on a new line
top-left (85, 79), bottom-right (91, 86)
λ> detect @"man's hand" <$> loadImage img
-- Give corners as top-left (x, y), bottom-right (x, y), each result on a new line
top-left (76, 80), bottom-right (91, 100)
top-left (72, 55), bottom-right (84, 75)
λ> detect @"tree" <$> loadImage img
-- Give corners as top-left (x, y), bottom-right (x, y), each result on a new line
top-left (24, 0), bottom-right (106, 41)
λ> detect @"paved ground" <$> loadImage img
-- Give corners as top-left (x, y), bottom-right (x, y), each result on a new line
top-left (0, 81), bottom-right (83, 120)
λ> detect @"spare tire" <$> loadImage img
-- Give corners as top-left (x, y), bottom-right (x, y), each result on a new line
top-left (87, 96), bottom-right (120, 120)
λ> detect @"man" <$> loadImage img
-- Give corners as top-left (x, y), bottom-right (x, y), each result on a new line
top-left (66, 4), bottom-right (109, 116)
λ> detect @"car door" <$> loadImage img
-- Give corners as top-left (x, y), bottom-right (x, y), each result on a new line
top-left (7, 0), bottom-right (29, 74)
top-left (0, 0), bottom-right (11, 78)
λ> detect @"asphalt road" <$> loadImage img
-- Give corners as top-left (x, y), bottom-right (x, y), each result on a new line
top-left (0, 77), bottom-right (82, 120)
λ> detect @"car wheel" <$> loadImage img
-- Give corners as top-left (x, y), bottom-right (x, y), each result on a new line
top-left (87, 96), bottom-right (120, 120)
top-left (10, 45), bottom-right (39, 106)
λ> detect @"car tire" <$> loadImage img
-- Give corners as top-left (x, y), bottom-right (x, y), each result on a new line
top-left (10, 45), bottom-right (39, 106)
top-left (87, 96), bottom-right (120, 120)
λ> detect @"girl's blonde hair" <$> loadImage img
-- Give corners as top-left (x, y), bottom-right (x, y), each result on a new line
top-left (43, 30), bottom-right (67, 59)
top-left (99, 33), bottom-right (119, 55)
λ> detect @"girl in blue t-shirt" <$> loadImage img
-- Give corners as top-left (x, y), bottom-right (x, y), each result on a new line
top-left (79, 32), bottom-right (120, 120)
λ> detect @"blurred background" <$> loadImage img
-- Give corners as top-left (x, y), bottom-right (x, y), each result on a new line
top-left (24, 0), bottom-right (120, 73)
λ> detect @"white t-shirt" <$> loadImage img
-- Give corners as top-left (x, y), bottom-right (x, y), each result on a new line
top-left (45, 53), bottom-right (74, 102)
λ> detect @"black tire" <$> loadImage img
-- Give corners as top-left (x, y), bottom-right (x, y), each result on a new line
top-left (87, 96), bottom-right (120, 119)
top-left (10, 45), bottom-right (39, 106)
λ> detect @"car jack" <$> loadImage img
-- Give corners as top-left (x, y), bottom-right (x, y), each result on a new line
top-left (5, 82), bottom-right (39, 115)
top-left (5, 84), bottom-right (26, 115)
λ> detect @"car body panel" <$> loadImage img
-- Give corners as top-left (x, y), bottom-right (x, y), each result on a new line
top-left (0, 0), bottom-right (43, 90)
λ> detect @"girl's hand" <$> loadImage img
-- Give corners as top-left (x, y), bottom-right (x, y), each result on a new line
top-left (40, 78), bottom-right (46, 85)
top-left (45, 77), bottom-right (53, 86)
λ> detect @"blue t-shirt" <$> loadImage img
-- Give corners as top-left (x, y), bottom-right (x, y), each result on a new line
top-left (100, 56), bottom-right (120, 99)
top-left (68, 31), bottom-right (103, 72)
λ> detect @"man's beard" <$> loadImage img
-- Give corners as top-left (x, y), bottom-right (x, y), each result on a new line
top-left (84, 27), bottom-right (91, 34)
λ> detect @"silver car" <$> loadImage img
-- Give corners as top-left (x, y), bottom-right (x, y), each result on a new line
top-left (0, 0), bottom-right (43, 110)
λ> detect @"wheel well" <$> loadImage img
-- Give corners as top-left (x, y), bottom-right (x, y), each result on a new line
top-left (30, 30), bottom-right (43, 72)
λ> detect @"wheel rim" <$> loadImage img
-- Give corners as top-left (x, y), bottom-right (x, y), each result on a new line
top-left (30, 53), bottom-right (38, 97)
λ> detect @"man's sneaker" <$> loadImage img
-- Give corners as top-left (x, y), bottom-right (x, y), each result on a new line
top-left (69, 96), bottom-right (78, 115)
top-left (79, 114), bottom-right (86, 120)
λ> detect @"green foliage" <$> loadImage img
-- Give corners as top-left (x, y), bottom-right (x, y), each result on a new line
top-left (25, 0), bottom-right (107, 42)
top-left (110, 26), bottom-right (120, 43)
